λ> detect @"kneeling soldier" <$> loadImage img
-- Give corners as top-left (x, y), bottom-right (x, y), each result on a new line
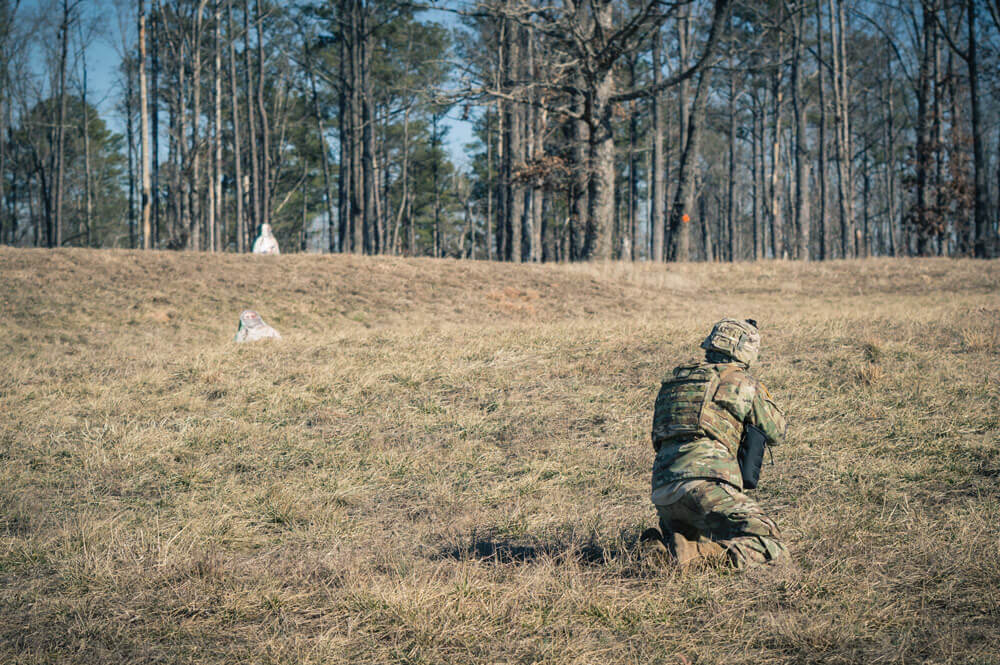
top-left (643, 318), bottom-right (787, 569)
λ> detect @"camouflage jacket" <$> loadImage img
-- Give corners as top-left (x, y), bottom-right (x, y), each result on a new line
top-left (651, 360), bottom-right (786, 491)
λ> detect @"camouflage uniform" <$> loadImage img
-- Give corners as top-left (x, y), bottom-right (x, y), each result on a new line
top-left (649, 319), bottom-right (787, 568)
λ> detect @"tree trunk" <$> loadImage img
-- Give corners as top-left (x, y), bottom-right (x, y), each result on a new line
top-left (651, 27), bottom-right (665, 262)
top-left (585, 101), bottom-right (614, 261)
top-left (614, 156), bottom-right (623, 258)
top-left (862, 139), bottom-right (870, 256)
top-left (934, 34), bottom-right (945, 254)
top-left (30, 171), bottom-right (39, 247)
top-left (243, 0), bottom-right (259, 239)
top-left (838, 0), bottom-right (854, 256)
top-left (81, 36), bottom-right (93, 247)
top-left (619, 54), bottom-right (636, 261)
top-left (678, 5), bottom-right (689, 157)
top-left (627, 86), bottom-right (638, 262)
top-left (751, 96), bottom-right (759, 260)
top-left (495, 97), bottom-right (505, 260)
top-left (792, 5), bottom-right (810, 260)
top-left (0, 29), bottom-right (6, 244)
top-left (915, 1), bottom-right (933, 255)
top-left (374, 111), bottom-right (386, 255)
top-left (881, 49), bottom-right (898, 257)
top-left (54, 0), bottom-right (69, 247)
top-left (815, 0), bottom-right (827, 259)
top-left (361, 9), bottom-right (378, 254)
top-left (966, 0), bottom-right (988, 257)
top-left (829, 0), bottom-right (853, 257)
top-left (674, 6), bottom-right (689, 257)
top-left (167, 55), bottom-right (178, 245)
top-left (178, 40), bottom-right (189, 247)
top-left (432, 113), bottom-right (442, 257)
top-left (485, 107), bottom-right (493, 260)
top-left (349, 3), bottom-right (362, 253)
top-left (768, 66), bottom-right (783, 260)
top-left (256, 0), bottom-right (270, 232)
top-left (667, 68), bottom-right (709, 262)
top-left (703, 193), bottom-right (714, 260)
top-left (462, 183), bottom-right (473, 258)
top-left (405, 191), bottom-right (413, 256)
top-left (126, 51), bottom-right (137, 249)
top-left (541, 189), bottom-right (552, 262)
top-left (8, 105), bottom-right (19, 245)
top-left (299, 166), bottom-right (308, 250)
top-left (307, 64), bottom-right (334, 254)
top-left (151, 1), bottom-right (160, 246)
top-left (190, 0), bottom-right (208, 251)
top-left (996, 122), bottom-right (1000, 255)
top-left (768, 3), bottom-right (786, 261)
top-left (380, 109), bottom-right (390, 254)
top-left (570, 117), bottom-right (587, 261)
top-left (531, 104), bottom-right (545, 262)
top-left (228, 0), bottom-right (244, 252)
top-left (392, 106), bottom-right (410, 256)
top-left (581, 2), bottom-right (615, 261)
top-left (494, 29), bottom-right (505, 260)
top-left (529, 33), bottom-right (543, 262)
top-left (336, 20), bottom-right (348, 252)
top-left (501, 19), bottom-right (523, 261)
top-left (755, 94), bottom-right (764, 259)
top-left (726, 42), bottom-right (737, 262)
top-left (211, 1), bottom-right (222, 251)
top-left (139, 0), bottom-right (152, 249)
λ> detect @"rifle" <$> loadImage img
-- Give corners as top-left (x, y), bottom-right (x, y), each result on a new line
top-left (737, 424), bottom-right (768, 490)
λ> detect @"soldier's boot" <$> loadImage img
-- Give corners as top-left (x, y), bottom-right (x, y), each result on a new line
top-left (639, 527), bottom-right (669, 562)
top-left (668, 532), bottom-right (727, 568)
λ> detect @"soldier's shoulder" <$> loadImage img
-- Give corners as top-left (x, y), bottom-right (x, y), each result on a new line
top-left (669, 358), bottom-right (710, 378)
top-left (741, 371), bottom-right (777, 401)
top-left (710, 361), bottom-right (747, 378)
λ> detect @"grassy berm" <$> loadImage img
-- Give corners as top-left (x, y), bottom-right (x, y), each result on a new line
top-left (2, 248), bottom-right (999, 665)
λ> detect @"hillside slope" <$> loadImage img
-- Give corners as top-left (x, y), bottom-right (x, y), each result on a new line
top-left (2, 249), bottom-right (999, 664)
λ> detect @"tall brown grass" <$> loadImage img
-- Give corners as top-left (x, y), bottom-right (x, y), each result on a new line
top-left (2, 248), bottom-right (999, 664)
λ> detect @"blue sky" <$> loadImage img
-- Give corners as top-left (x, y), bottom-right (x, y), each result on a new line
top-left (21, 0), bottom-right (475, 167)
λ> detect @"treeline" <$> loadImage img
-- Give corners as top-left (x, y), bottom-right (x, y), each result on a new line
top-left (0, 0), bottom-right (998, 259)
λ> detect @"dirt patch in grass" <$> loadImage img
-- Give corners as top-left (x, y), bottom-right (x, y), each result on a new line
top-left (2, 248), bottom-right (999, 664)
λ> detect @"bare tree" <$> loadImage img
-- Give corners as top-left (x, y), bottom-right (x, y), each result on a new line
top-left (650, 24), bottom-right (665, 262)
top-left (469, 0), bottom-right (732, 260)
top-left (78, 19), bottom-right (92, 246)
top-left (139, 0), bottom-right (152, 249)
top-left (666, 64), bottom-right (710, 261)
top-left (790, 0), bottom-right (809, 260)
top-left (189, 0), bottom-right (208, 251)
top-left (52, 0), bottom-right (79, 247)
top-left (930, 0), bottom-right (991, 257)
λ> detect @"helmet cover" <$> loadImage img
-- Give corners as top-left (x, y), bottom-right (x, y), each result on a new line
top-left (701, 318), bottom-right (761, 366)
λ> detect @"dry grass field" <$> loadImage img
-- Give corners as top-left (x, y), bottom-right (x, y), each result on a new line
top-left (2, 248), bottom-right (999, 665)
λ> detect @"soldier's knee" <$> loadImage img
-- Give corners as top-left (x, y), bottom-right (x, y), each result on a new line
top-left (660, 518), bottom-right (700, 542)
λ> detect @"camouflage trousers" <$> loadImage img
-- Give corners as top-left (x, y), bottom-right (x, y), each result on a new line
top-left (653, 479), bottom-right (787, 568)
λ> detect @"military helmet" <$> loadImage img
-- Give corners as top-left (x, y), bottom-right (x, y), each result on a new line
top-left (701, 318), bottom-right (761, 366)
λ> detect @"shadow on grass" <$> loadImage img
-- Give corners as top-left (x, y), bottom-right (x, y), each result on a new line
top-left (436, 531), bottom-right (642, 567)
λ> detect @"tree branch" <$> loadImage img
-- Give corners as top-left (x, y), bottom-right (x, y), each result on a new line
top-left (611, 0), bottom-right (731, 103)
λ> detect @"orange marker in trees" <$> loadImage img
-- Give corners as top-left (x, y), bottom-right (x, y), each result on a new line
top-left (682, 214), bottom-right (690, 224)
